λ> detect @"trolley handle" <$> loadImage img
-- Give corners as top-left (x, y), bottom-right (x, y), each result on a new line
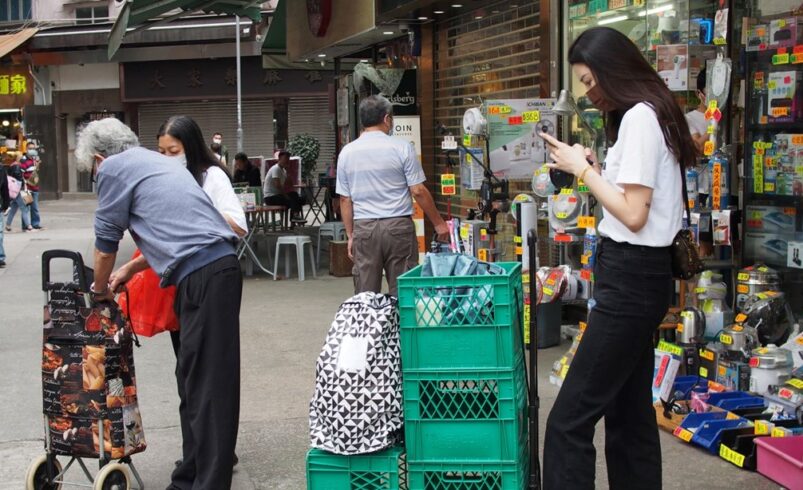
top-left (42, 250), bottom-right (90, 292)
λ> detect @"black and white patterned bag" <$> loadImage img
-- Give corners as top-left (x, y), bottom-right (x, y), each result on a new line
top-left (309, 292), bottom-right (403, 455)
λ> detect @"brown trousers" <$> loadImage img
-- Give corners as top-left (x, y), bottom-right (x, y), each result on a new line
top-left (352, 216), bottom-right (418, 296)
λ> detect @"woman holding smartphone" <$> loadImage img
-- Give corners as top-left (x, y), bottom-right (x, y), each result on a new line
top-left (539, 27), bottom-right (696, 490)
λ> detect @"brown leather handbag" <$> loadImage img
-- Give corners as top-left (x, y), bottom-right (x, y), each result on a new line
top-left (671, 162), bottom-right (705, 280)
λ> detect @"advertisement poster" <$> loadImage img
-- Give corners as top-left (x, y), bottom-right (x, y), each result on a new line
top-left (487, 99), bottom-right (557, 179)
top-left (392, 115), bottom-right (422, 163)
top-left (656, 44), bottom-right (689, 91)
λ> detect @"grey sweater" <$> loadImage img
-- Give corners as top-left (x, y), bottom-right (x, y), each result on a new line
top-left (95, 147), bottom-right (238, 287)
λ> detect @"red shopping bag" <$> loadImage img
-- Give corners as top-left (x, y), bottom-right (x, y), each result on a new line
top-left (117, 250), bottom-right (179, 337)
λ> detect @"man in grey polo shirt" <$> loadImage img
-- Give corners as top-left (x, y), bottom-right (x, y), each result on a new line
top-left (337, 95), bottom-right (449, 296)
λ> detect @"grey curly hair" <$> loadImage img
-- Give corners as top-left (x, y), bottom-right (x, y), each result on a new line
top-left (74, 118), bottom-right (140, 172)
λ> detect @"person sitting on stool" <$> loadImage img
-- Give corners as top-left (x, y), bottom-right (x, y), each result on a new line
top-left (264, 150), bottom-right (304, 222)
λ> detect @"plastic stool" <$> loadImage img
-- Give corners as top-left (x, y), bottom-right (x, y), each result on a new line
top-left (274, 235), bottom-right (317, 281)
top-left (317, 222), bottom-right (347, 267)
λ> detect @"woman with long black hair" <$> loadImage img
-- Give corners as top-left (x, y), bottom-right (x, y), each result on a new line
top-left (539, 27), bottom-right (696, 489)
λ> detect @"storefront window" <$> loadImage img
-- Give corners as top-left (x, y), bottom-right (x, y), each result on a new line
top-left (0, 0), bottom-right (31, 22)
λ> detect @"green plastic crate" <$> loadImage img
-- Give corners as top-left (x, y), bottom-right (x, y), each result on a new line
top-left (397, 263), bottom-right (523, 370)
top-left (407, 445), bottom-right (530, 490)
top-left (403, 362), bottom-right (528, 462)
top-left (306, 446), bottom-right (407, 490)
top-left (400, 312), bottom-right (522, 371)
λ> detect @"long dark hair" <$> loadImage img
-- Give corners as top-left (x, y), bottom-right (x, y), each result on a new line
top-left (157, 115), bottom-right (230, 185)
top-left (569, 27), bottom-right (696, 169)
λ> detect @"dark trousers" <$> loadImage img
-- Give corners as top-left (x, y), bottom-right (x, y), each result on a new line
top-left (170, 255), bottom-right (242, 490)
top-left (265, 192), bottom-right (303, 215)
top-left (543, 237), bottom-right (672, 490)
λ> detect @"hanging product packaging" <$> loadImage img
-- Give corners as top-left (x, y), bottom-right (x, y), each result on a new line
top-left (709, 152), bottom-right (729, 210)
top-left (686, 166), bottom-right (699, 210)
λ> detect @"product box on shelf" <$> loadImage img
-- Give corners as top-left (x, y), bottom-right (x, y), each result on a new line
top-left (716, 358), bottom-right (751, 392)
top-left (746, 24), bottom-right (769, 52)
top-left (788, 241), bottom-right (803, 268)
top-left (698, 347), bottom-right (720, 381)
top-left (769, 18), bottom-right (798, 49)
top-left (767, 71), bottom-right (797, 124)
top-left (653, 350), bottom-right (681, 403)
top-left (745, 205), bottom-right (796, 234)
top-left (744, 232), bottom-right (794, 267)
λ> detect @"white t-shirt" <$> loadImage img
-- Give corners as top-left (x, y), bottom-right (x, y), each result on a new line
top-left (264, 164), bottom-right (287, 197)
top-left (202, 166), bottom-right (248, 232)
top-left (685, 109), bottom-right (707, 137)
top-left (597, 103), bottom-right (682, 247)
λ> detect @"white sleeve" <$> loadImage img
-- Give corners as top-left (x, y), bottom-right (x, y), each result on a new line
top-left (203, 167), bottom-right (248, 233)
top-left (615, 104), bottom-right (663, 189)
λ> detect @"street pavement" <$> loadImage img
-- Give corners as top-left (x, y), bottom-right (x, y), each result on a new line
top-left (0, 199), bottom-right (781, 489)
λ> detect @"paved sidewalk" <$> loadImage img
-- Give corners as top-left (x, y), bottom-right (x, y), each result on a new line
top-left (0, 200), bottom-right (780, 489)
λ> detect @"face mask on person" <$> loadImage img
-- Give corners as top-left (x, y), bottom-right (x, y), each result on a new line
top-left (212, 137), bottom-right (222, 145)
top-left (169, 154), bottom-right (187, 167)
top-left (586, 85), bottom-right (616, 112)
top-left (27, 149), bottom-right (38, 157)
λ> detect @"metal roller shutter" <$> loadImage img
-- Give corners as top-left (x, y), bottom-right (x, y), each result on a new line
top-left (288, 97), bottom-right (336, 179)
top-left (137, 99), bottom-right (274, 161)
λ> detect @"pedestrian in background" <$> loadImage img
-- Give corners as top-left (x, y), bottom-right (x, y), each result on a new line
top-left (540, 26), bottom-right (695, 490)
top-left (336, 95), bottom-right (449, 296)
top-left (233, 152), bottom-right (262, 187)
top-left (21, 145), bottom-right (43, 230)
top-left (4, 154), bottom-right (32, 232)
top-left (264, 150), bottom-right (305, 222)
top-left (75, 117), bottom-right (242, 490)
top-left (0, 161), bottom-right (9, 267)
top-left (211, 132), bottom-right (229, 167)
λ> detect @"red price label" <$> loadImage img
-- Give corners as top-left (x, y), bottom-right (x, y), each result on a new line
top-left (508, 116), bottom-right (523, 125)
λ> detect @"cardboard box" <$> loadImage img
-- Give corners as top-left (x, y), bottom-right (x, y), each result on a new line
top-left (745, 205), bottom-right (796, 234)
top-left (744, 232), bottom-right (794, 267)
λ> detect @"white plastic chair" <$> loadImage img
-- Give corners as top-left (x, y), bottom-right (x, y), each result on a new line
top-left (274, 235), bottom-right (317, 281)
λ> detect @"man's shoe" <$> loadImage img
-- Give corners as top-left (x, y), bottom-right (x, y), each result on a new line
top-left (0, 260), bottom-right (5, 268)
top-left (4, 226), bottom-right (10, 232)
top-left (33, 226), bottom-right (44, 230)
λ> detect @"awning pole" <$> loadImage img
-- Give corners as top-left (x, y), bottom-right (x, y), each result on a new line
top-left (236, 14), bottom-right (243, 154)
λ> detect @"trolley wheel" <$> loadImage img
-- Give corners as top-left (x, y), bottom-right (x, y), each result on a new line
top-left (93, 463), bottom-right (130, 490)
top-left (25, 454), bottom-right (63, 490)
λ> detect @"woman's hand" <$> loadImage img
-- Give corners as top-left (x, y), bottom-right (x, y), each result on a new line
top-left (540, 133), bottom-right (590, 177)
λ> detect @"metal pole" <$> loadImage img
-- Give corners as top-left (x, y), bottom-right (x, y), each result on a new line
top-left (236, 15), bottom-right (243, 154)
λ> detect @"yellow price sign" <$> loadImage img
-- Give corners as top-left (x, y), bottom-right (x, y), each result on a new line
top-left (707, 100), bottom-right (718, 111)
top-left (700, 367), bottom-right (709, 378)
top-left (498, 105), bottom-right (512, 114)
top-left (703, 140), bottom-right (715, 156)
top-left (768, 80), bottom-right (777, 89)
top-left (560, 188), bottom-right (574, 195)
top-left (522, 110), bottom-right (540, 123)
top-left (700, 349), bottom-right (714, 361)
top-left (720, 334), bottom-right (733, 345)
top-left (772, 427), bottom-right (787, 438)
top-left (755, 420), bottom-right (771, 435)
top-left (719, 444), bottom-right (746, 467)
top-left (737, 273), bottom-right (749, 281)
top-left (788, 378), bottom-right (803, 389)
top-left (555, 212), bottom-right (568, 219)
top-left (578, 216), bottom-right (596, 229)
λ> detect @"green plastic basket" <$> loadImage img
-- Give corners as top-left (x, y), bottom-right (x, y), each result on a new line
top-left (403, 361), bottom-right (528, 462)
top-left (407, 444), bottom-right (529, 490)
top-left (397, 262), bottom-right (523, 371)
top-left (306, 446), bottom-right (407, 490)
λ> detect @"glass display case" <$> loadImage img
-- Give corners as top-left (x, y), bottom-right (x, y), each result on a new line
top-left (564, 0), bottom-right (721, 150)
top-left (739, 7), bottom-right (803, 312)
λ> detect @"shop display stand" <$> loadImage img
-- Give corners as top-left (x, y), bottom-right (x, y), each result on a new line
top-left (527, 230), bottom-right (542, 490)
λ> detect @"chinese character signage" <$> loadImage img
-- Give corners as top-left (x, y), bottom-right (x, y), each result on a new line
top-left (0, 67), bottom-right (33, 108)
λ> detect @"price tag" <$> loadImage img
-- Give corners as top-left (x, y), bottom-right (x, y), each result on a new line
top-left (580, 269), bottom-right (593, 281)
top-left (793, 135), bottom-right (803, 145)
top-left (513, 236), bottom-right (522, 244)
top-left (560, 364), bottom-right (569, 379)
top-left (772, 427), bottom-right (787, 438)
top-left (797, 336), bottom-right (803, 345)
top-left (522, 274), bottom-right (529, 284)
top-left (555, 212), bottom-right (568, 219)
top-left (773, 53), bottom-right (790, 65)
top-left (561, 188), bottom-right (574, 195)
top-left (768, 80), bottom-right (777, 89)
top-left (700, 366), bottom-right (709, 378)
top-left (578, 185), bottom-right (589, 193)
top-left (578, 216), bottom-right (596, 228)
top-left (720, 334), bottom-right (733, 345)
top-left (673, 427), bottom-right (694, 442)
top-left (719, 444), bottom-right (746, 467)
top-left (515, 246), bottom-right (523, 255)
top-left (779, 387), bottom-right (793, 399)
top-left (522, 110), bottom-right (540, 123)
top-left (788, 378), bottom-right (803, 389)
top-left (580, 254), bottom-right (589, 265)
top-left (440, 173), bottom-right (456, 196)
top-left (755, 420), bottom-right (771, 435)
top-left (772, 107), bottom-right (790, 117)
top-left (676, 323), bottom-right (684, 333)
top-left (459, 226), bottom-right (470, 239)
top-left (480, 228), bottom-right (488, 240)
top-left (732, 325), bottom-right (743, 332)
top-left (498, 105), bottom-right (512, 114)
top-left (546, 277), bottom-right (555, 286)
top-left (657, 340), bottom-right (684, 357)
top-left (704, 140), bottom-right (715, 156)
top-left (793, 53), bottom-right (803, 64)
top-left (737, 273), bottom-right (749, 281)
top-left (463, 134), bottom-right (472, 146)
top-left (477, 249), bottom-right (488, 261)
top-left (726, 411), bottom-right (740, 421)
top-left (543, 287), bottom-right (554, 296)
top-left (700, 349), bottom-right (714, 361)
top-left (508, 116), bottom-right (523, 125)
top-left (735, 313), bottom-right (747, 323)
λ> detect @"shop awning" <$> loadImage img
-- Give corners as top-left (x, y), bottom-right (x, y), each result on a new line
top-left (0, 28), bottom-right (39, 60)
top-left (108, 0), bottom-right (263, 59)
top-left (261, 0), bottom-right (285, 54)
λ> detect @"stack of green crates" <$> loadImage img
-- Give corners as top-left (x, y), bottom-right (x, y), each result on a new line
top-left (397, 262), bottom-right (530, 490)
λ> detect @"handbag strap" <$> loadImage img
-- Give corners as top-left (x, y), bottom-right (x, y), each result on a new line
top-left (679, 162), bottom-right (691, 228)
